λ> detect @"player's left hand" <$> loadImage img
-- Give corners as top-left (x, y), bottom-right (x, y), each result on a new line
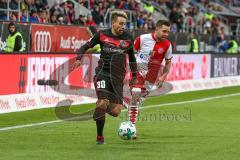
top-left (129, 77), bottom-right (138, 86)
top-left (157, 76), bottom-right (165, 88)
top-left (157, 81), bottom-right (163, 88)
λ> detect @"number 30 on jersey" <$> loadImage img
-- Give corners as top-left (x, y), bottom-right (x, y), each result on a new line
top-left (97, 80), bottom-right (106, 89)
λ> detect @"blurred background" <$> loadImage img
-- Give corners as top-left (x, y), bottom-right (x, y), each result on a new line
top-left (0, 0), bottom-right (240, 53)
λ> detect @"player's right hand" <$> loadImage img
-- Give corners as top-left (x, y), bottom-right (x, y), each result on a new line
top-left (129, 77), bottom-right (138, 86)
top-left (71, 60), bottom-right (82, 70)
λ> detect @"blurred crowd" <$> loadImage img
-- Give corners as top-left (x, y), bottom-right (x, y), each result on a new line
top-left (0, 0), bottom-right (239, 36)
top-left (0, 0), bottom-right (239, 53)
top-left (147, 0), bottom-right (229, 34)
top-left (0, 0), bottom-right (155, 29)
top-left (149, 0), bottom-right (239, 53)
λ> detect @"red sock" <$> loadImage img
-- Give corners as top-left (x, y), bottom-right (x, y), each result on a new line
top-left (128, 105), bottom-right (138, 124)
top-left (96, 135), bottom-right (104, 141)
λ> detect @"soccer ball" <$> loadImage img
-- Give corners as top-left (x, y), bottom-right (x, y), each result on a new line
top-left (118, 121), bottom-right (136, 140)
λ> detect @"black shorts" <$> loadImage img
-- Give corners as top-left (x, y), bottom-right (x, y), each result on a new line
top-left (94, 74), bottom-right (123, 104)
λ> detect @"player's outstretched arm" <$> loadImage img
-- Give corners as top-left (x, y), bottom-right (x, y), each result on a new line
top-left (72, 32), bottom-right (100, 70)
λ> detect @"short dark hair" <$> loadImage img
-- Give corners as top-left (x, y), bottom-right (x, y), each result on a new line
top-left (8, 22), bottom-right (15, 28)
top-left (111, 11), bottom-right (128, 22)
top-left (156, 20), bottom-right (171, 28)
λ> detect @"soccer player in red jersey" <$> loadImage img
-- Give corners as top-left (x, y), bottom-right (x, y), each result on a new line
top-left (129, 20), bottom-right (172, 139)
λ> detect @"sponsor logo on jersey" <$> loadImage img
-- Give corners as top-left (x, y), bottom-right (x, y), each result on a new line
top-left (158, 48), bottom-right (164, 54)
top-left (120, 40), bottom-right (129, 48)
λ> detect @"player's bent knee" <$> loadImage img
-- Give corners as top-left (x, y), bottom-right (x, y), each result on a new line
top-left (96, 99), bottom-right (109, 109)
top-left (108, 104), bottom-right (123, 117)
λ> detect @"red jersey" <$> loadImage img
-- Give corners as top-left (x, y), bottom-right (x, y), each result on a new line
top-left (133, 33), bottom-right (172, 87)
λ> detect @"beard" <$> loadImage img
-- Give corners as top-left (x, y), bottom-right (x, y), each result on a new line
top-left (9, 30), bottom-right (15, 35)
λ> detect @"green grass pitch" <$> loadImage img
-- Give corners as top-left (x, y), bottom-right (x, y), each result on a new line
top-left (0, 86), bottom-right (240, 160)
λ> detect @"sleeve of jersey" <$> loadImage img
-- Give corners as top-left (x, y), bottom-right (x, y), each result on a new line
top-left (133, 36), bottom-right (141, 51)
top-left (76, 32), bottom-right (100, 60)
top-left (165, 44), bottom-right (173, 60)
top-left (128, 43), bottom-right (138, 78)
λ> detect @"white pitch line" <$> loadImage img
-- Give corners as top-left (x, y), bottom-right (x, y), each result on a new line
top-left (0, 93), bottom-right (239, 132)
top-left (139, 93), bottom-right (240, 110)
top-left (0, 120), bottom-right (62, 131)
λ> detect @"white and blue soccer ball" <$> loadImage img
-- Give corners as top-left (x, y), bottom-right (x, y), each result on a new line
top-left (118, 121), bottom-right (136, 140)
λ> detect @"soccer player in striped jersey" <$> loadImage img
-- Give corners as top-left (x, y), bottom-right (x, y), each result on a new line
top-left (129, 20), bottom-right (172, 139)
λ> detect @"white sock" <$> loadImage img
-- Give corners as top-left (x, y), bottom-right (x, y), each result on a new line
top-left (128, 103), bottom-right (139, 124)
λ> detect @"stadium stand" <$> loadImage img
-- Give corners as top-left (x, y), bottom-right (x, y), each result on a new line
top-left (0, 0), bottom-right (239, 32)
top-left (0, 0), bottom-right (239, 53)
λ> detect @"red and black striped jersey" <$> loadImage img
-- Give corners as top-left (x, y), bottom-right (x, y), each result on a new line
top-left (77, 29), bottom-right (137, 78)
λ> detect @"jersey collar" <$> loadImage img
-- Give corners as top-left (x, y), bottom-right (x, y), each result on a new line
top-left (151, 33), bottom-right (158, 42)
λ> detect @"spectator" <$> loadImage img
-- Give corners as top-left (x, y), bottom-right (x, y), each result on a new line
top-left (98, 2), bottom-right (106, 19)
top-left (169, 6), bottom-right (183, 32)
top-left (143, 15), bottom-right (155, 30)
top-left (118, 0), bottom-right (132, 10)
top-left (0, 0), bottom-right (7, 9)
top-left (66, 2), bottom-right (75, 24)
top-left (50, 0), bottom-right (61, 16)
top-left (29, 10), bottom-right (39, 23)
top-left (74, 15), bottom-right (86, 26)
top-left (89, 0), bottom-right (95, 8)
top-left (78, 0), bottom-right (88, 8)
top-left (129, 0), bottom-right (139, 11)
top-left (21, 0), bottom-right (38, 13)
top-left (4, 22), bottom-right (25, 52)
top-left (103, 1), bottom-right (110, 10)
top-left (165, 0), bottom-right (174, 10)
top-left (219, 26), bottom-right (226, 40)
top-left (0, 0), bottom-right (7, 19)
top-left (38, 9), bottom-right (48, 23)
top-left (143, 3), bottom-right (155, 14)
top-left (9, 12), bottom-right (17, 21)
top-left (58, 2), bottom-right (68, 18)
top-left (10, 0), bottom-right (19, 10)
top-left (204, 8), bottom-right (214, 21)
top-left (227, 35), bottom-right (239, 54)
top-left (187, 32), bottom-right (199, 53)
top-left (21, 9), bottom-right (29, 22)
top-left (57, 15), bottom-right (65, 25)
top-left (42, 0), bottom-right (48, 8)
top-left (203, 20), bottom-right (212, 34)
top-left (137, 14), bottom-right (145, 28)
top-left (35, 0), bottom-right (47, 12)
top-left (92, 6), bottom-right (102, 26)
top-left (85, 15), bottom-right (96, 26)
top-left (0, 0), bottom-right (235, 32)
top-left (108, 0), bottom-right (119, 9)
top-left (0, 12), bottom-right (7, 21)
top-left (50, 14), bottom-right (58, 24)
top-left (215, 36), bottom-right (228, 53)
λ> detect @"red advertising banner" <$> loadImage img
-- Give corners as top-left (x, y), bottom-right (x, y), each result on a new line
top-left (0, 54), bottom-right (92, 95)
top-left (31, 25), bottom-right (56, 52)
top-left (31, 25), bottom-right (91, 53)
top-left (55, 25), bottom-right (91, 52)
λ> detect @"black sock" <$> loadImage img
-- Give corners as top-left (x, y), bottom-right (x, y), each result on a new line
top-left (96, 119), bottom-right (105, 137)
top-left (93, 107), bottom-right (106, 137)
